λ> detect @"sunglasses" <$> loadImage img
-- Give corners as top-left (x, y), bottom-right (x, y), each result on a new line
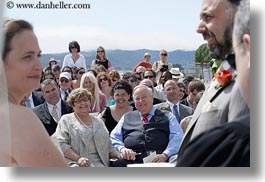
top-left (99, 77), bottom-right (108, 82)
top-left (180, 89), bottom-right (186, 93)
top-left (128, 79), bottom-right (135, 83)
top-left (97, 50), bottom-right (104, 53)
top-left (112, 79), bottom-right (118, 82)
top-left (161, 53), bottom-right (168, 56)
top-left (144, 75), bottom-right (154, 79)
top-left (60, 78), bottom-right (69, 83)
top-left (70, 47), bottom-right (77, 49)
top-left (136, 77), bottom-right (142, 81)
top-left (78, 71), bottom-right (85, 75)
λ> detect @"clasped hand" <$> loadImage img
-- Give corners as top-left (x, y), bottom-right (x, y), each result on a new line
top-left (77, 157), bottom-right (91, 167)
top-left (120, 148), bottom-right (137, 160)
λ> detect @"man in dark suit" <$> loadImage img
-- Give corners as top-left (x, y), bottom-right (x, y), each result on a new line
top-left (175, 0), bottom-right (250, 159)
top-left (154, 80), bottom-right (194, 123)
top-left (32, 79), bottom-right (73, 136)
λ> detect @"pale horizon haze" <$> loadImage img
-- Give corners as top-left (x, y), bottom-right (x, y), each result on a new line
top-left (3, 0), bottom-right (205, 53)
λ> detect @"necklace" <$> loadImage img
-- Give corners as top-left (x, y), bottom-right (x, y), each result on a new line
top-left (74, 113), bottom-right (92, 129)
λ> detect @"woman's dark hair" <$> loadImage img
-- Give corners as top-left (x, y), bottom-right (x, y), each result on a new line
top-left (144, 68), bottom-right (156, 78)
top-left (2, 19), bottom-right (33, 60)
top-left (61, 66), bottom-right (74, 79)
top-left (111, 80), bottom-right (133, 98)
top-left (68, 40), bottom-right (80, 53)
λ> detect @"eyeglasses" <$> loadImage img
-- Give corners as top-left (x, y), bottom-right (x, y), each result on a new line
top-left (60, 78), bottom-right (69, 83)
top-left (78, 71), bottom-right (85, 75)
top-left (180, 89), bottom-right (186, 93)
top-left (161, 53), bottom-right (168, 56)
top-left (99, 77), bottom-right (108, 82)
top-left (74, 98), bottom-right (90, 104)
top-left (144, 75), bottom-right (154, 79)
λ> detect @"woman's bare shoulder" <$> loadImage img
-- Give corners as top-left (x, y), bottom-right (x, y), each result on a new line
top-left (9, 103), bottom-right (68, 166)
top-left (9, 103), bottom-right (40, 125)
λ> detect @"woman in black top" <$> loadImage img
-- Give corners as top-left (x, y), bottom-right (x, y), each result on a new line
top-left (98, 80), bottom-right (134, 133)
top-left (91, 46), bottom-right (114, 72)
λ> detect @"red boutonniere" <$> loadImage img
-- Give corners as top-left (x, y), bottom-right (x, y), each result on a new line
top-left (213, 69), bottom-right (233, 89)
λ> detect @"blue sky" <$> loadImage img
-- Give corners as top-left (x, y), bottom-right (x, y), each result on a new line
top-left (3, 0), bottom-right (205, 53)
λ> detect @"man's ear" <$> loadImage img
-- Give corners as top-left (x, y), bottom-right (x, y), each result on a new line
top-left (243, 34), bottom-right (250, 69)
top-left (243, 34), bottom-right (250, 51)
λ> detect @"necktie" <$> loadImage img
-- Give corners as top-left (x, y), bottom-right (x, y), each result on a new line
top-left (173, 105), bottom-right (180, 123)
top-left (52, 105), bottom-right (59, 123)
top-left (64, 91), bottom-right (69, 101)
top-left (142, 114), bottom-right (149, 124)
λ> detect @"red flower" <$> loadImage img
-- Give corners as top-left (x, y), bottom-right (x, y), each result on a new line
top-left (214, 69), bottom-right (232, 88)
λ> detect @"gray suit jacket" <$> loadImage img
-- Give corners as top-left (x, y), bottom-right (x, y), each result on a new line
top-left (178, 79), bottom-right (249, 155)
top-left (154, 102), bottom-right (194, 122)
top-left (32, 100), bottom-right (73, 136)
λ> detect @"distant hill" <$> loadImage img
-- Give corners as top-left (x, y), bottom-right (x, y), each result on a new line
top-left (40, 49), bottom-right (195, 71)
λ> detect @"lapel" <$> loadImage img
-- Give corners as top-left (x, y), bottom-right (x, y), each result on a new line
top-left (184, 61), bottom-right (237, 137)
top-left (160, 103), bottom-right (171, 112)
top-left (41, 103), bottom-right (54, 124)
top-left (179, 104), bottom-right (188, 119)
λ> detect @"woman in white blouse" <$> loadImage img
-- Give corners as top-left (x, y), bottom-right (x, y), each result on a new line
top-left (62, 40), bottom-right (87, 70)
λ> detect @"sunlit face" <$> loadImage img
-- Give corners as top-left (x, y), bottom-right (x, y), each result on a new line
top-left (76, 69), bottom-right (85, 79)
top-left (97, 49), bottom-right (105, 58)
top-left (144, 55), bottom-right (151, 62)
top-left (111, 77), bottom-right (119, 87)
top-left (73, 96), bottom-right (91, 115)
top-left (143, 71), bottom-right (155, 83)
top-left (83, 77), bottom-right (95, 92)
top-left (164, 81), bottom-right (180, 102)
top-left (42, 82), bottom-right (60, 105)
top-left (188, 89), bottom-right (199, 104)
top-left (179, 87), bottom-right (186, 100)
top-left (98, 76), bottom-right (109, 88)
top-left (160, 51), bottom-right (168, 62)
top-left (113, 89), bottom-right (130, 107)
top-left (4, 30), bottom-right (43, 99)
top-left (59, 77), bottom-right (71, 91)
top-left (71, 47), bottom-right (78, 54)
top-left (133, 87), bottom-right (153, 114)
top-left (197, 0), bottom-right (235, 59)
